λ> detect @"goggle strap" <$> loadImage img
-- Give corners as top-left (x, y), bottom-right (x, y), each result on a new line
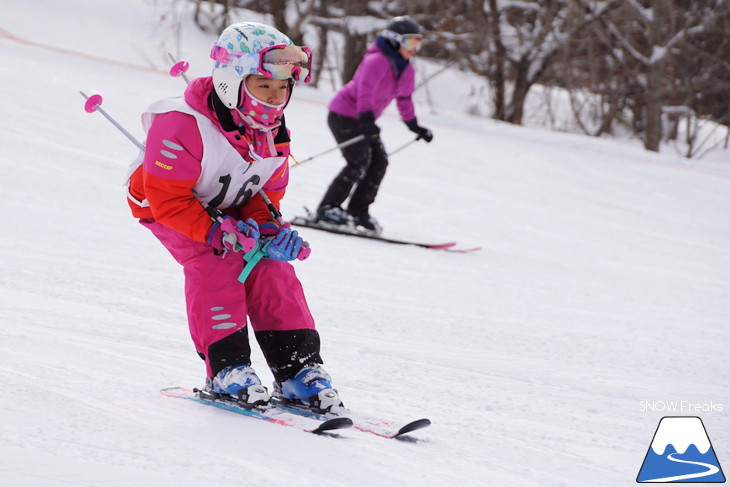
top-left (381, 30), bottom-right (422, 50)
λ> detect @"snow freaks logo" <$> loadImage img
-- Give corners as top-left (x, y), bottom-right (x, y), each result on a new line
top-left (637, 416), bottom-right (726, 483)
top-left (640, 400), bottom-right (724, 413)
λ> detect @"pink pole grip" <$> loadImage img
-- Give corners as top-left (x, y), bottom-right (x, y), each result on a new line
top-left (280, 222), bottom-right (311, 260)
top-left (240, 236), bottom-right (256, 253)
top-left (297, 244), bottom-right (312, 261)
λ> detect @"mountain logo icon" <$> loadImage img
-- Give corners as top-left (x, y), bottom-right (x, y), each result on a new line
top-left (637, 416), bottom-right (725, 483)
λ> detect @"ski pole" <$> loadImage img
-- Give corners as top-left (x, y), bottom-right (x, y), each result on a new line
top-left (291, 135), bottom-right (366, 167)
top-left (168, 53), bottom-right (190, 84)
top-left (80, 91), bottom-right (145, 151)
top-left (258, 189), bottom-right (311, 260)
top-left (161, 56), bottom-right (311, 262)
top-left (79, 91), bottom-right (257, 269)
top-left (237, 190), bottom-right (311, 282)
top-left (164, 54), bottom-right (343, 175)
top-left (161, 59), bottom-right (240, 236)
top-left (292, 133), bottom-right (418, 167)
top-left (387, 136), bottom-right (419, 157)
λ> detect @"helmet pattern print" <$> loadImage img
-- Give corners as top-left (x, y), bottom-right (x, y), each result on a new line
top-left (210, 22), bottom-right (313, 156)
top-left (210, 22), bottom-right (312, 112)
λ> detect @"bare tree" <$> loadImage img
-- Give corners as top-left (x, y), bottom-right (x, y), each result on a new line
top-left (180, 0), bottom-right (730, 157)
top-left (439, 0), bottom-right (611, 125)
top-left (591, 0), bottom-right (730, 152)
top-left (192, 0), bottom-right (251, 32)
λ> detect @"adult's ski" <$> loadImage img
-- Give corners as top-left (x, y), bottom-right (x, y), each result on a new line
top-left (160, 387), bottom-right (352, 435)
top-left (290, 212), bottom-right (480, 253)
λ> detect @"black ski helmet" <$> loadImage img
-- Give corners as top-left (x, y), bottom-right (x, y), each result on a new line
top-left (385, 16), bottom-right (422, 37)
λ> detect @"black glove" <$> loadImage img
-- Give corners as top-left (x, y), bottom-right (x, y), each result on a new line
top-left (405, 118), bottom-right (433, 143)
top-left (358, 111), bottom-right (380, 139)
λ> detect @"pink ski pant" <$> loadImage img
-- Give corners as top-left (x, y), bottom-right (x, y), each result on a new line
top-left (141, 219), bottom-right (316, 376)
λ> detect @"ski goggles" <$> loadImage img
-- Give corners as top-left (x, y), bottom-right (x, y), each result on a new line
top-left (381, 30), bottom-right (423, 51)
top-left (259, 44), bottom-right (312, 83)
top-left (210, 43), bottom-right (313, 83)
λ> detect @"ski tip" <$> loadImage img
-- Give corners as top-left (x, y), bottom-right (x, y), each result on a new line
top-left (311, 417), bottom-right (354, 434)
top-left (426, 242), bottom-right (457, 249)
top-left (394, 418), bottom-right (431, 437)
top-left (160, 386), bottom-right (191, 397)
top-left (445, 246), bottom-right (482, 253)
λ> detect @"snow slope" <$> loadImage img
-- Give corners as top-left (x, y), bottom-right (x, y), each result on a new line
top-left (1, 1), bottom-right (729, 486)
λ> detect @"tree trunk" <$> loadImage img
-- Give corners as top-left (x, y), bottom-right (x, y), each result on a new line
top-left (268, 0), bottom-right (290, 39)
top-left (342, 35), bottom-right (367, 85)
top-left (643, 3), bottom-right (668, 152)
top-left (340, 0), bottom-right (369, 85)
top-left (487, 0), bottom-right (506, 120)
top-left (311, 23), bottom-right (328, 89)
top-left (506, 60), bottom-right (530, 125)
top-left (643, 51), bottom-right (662, 151)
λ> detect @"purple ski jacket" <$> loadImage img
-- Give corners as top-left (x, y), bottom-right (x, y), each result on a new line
top-left (328, 42), bottom-right (416, 123)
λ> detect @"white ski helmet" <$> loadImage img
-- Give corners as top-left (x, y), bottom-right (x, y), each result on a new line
top-left (210, 22), bottom-right (312, 108)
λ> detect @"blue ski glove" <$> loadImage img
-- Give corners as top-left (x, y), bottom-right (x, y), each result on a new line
top-left (262, 223), bottom-right (310, 261)
top-left (207, 216), bottom-right (260, 253)
top-left (258, 222), bottom-right (282, 237)
top-left (405, 118), bottom-right (433, 143)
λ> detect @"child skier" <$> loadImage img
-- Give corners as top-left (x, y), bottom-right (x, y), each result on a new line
top-left (126, 22), bottom-right (342, 412)
top-left (315, 16), bottom-right (434, 234)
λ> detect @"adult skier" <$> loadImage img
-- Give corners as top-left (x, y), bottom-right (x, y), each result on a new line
top-left (314, 16), bottom-right (434, 235)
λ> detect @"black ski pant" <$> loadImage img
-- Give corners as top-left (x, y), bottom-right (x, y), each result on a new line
top-left (318, 111), bottom-right (389, 217)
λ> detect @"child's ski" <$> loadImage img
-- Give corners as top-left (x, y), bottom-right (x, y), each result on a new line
top-left (269, 397), bottom-right (431, 439)
top-left (160, 387), bottom-right (352, 435)
top-left (161, 387), bottom-right (427, 439)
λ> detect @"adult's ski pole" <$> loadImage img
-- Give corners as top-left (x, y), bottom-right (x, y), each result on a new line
top-left (291, 135), bottom-right (366, 167)
top-left (293, 133), bottom-right (420, 167)
top-left (388, 137), bottom-right (419, 157)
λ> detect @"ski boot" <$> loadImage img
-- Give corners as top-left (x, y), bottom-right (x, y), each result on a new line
top-left (350, 212), bottom-right (382, 236)
top-left (210, 364), bottom-right (270, 408)
top-left (277, 365), bottom-right (344, 414)
top-left (314, 205), bottom-right (355, 228)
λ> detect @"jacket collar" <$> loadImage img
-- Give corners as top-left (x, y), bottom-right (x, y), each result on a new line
top-left (375, 36), bottom-right (409, 78)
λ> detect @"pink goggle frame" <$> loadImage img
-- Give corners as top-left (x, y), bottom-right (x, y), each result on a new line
top-left (259, 44), bottom-right (313, 83)
top-left (210, 43), bottom-right (313, 83)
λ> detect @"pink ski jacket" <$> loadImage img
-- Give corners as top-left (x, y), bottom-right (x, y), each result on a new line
top-left (327, 42), bottom-right (416, 122)
top-left (127, 77), bottom-right (290, 243)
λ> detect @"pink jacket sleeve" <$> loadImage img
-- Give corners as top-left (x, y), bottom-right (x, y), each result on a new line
top-left (141, 111), bottom-right (214, 243)
top-left (396, 65), bottom-right (416, 122)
